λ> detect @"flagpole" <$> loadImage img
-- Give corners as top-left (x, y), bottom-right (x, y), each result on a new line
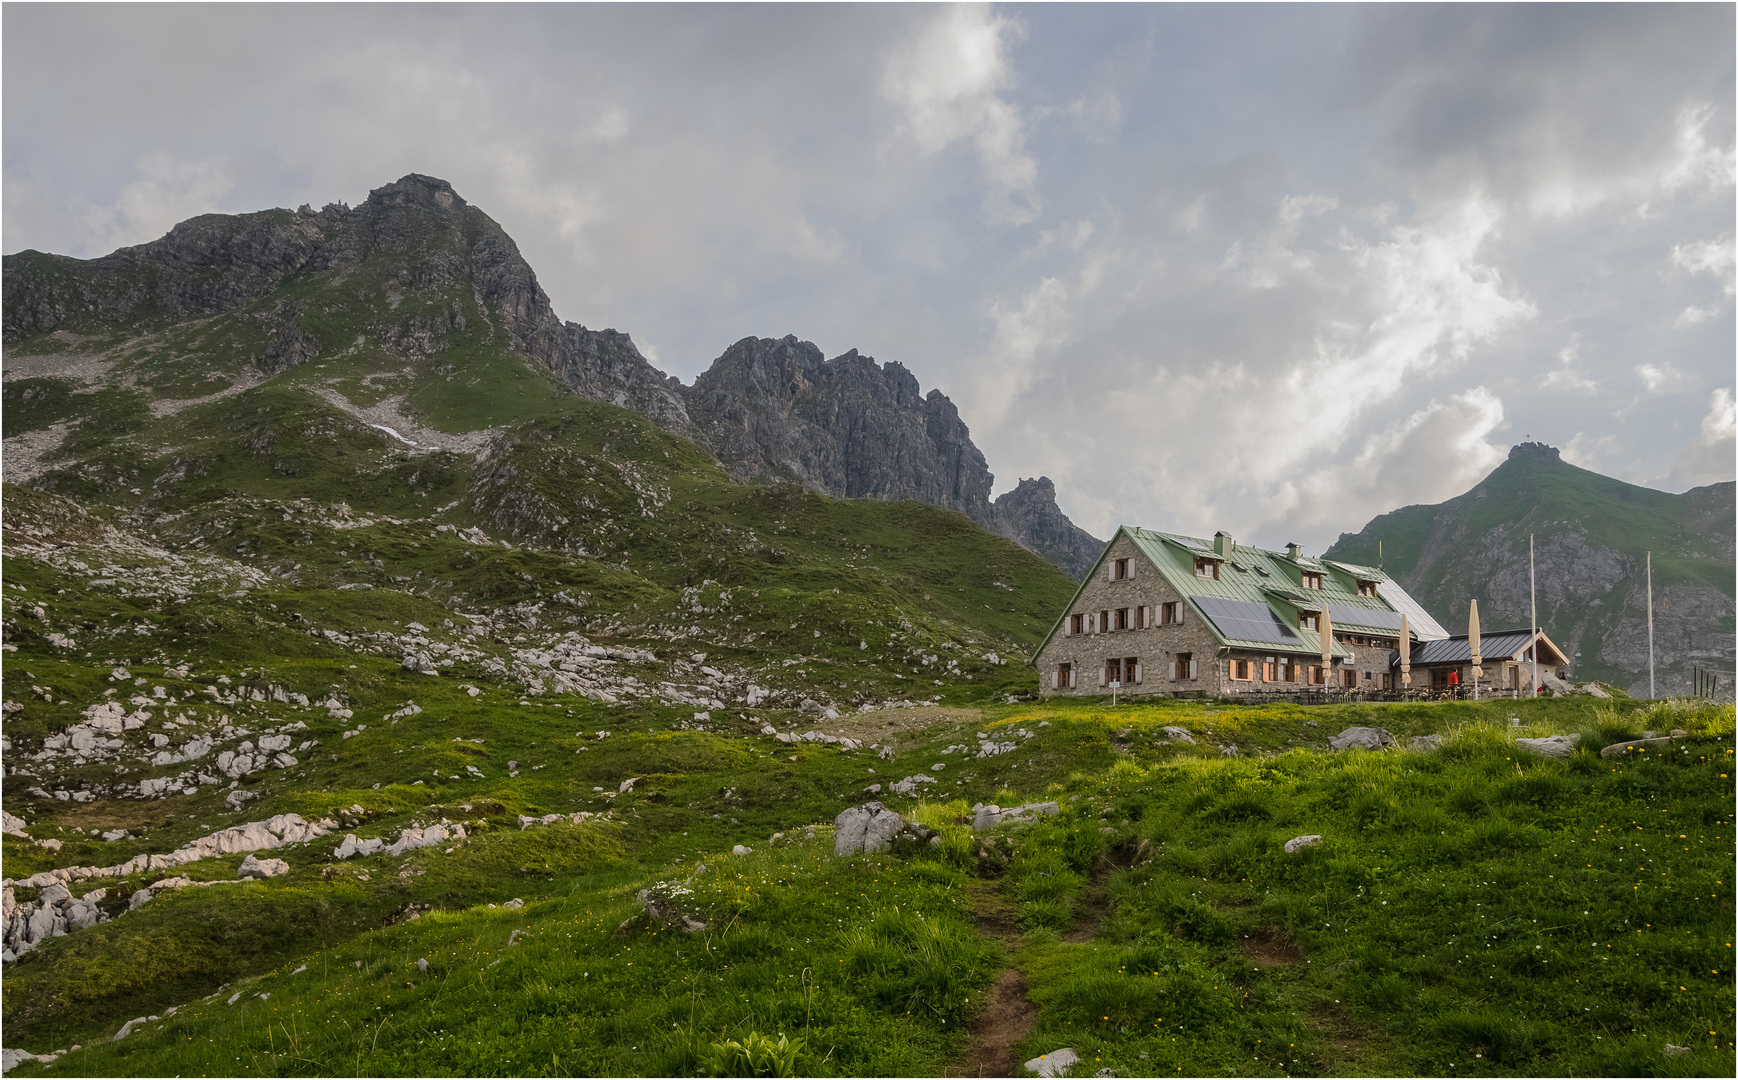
top-left (1529, 535), bottom-right (1537, 699)
top-left (1647, 551), bottom-right (1655, 700)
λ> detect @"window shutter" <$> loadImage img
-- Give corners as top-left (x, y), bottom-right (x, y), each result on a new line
top-left (1169, 659), bottom-right (1178, 680)
top-left (1133, 662), bottom-right (1143, 684)
top-left (1064, 618), bottom-right (1071, 637)
top-left (1177, 605), bottom-right (1184, 626)
top-left (1188, 659), bottom-right (1198, 680)
top-left (1051, 670), bottom-right (1060, 689)
top-left (1098, 666), bottom-right (1107, 687)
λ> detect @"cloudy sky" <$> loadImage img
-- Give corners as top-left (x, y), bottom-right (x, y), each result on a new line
top-left (6, 3), bottom-right (1733, 549)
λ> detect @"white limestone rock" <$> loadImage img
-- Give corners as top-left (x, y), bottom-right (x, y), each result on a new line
top-left (972, 802), bottom-right (1061, 832)
top-left (1516, 734), bottom-right (1581, 759)
top-left (833, 802), bottom-right (907, 856)
top-left (1328, 726), bottom-right (1398, 752)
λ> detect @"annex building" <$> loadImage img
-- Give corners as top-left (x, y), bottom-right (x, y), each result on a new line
top-left (1031, 527), bottom-right (1453, 698)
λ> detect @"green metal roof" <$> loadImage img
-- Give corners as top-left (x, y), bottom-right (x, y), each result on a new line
top-left (1030, 526), bottom-right (1448, 665)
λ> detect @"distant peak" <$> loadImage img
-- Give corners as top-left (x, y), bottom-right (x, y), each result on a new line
top-left (1508, 441), bottom-right (1561, 463)
top-left (363, 174), bottom-right (468, 213)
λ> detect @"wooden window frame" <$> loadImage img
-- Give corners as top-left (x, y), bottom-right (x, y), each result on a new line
top-left (1193, 557), bottom-right (1220, 580)
top-left (1069, 613), bottom-right (1084, 636)
top-left (1160, 601), bottom-right (1182, 625)
top-left (1302, 571), bottom-right (1324, 590)
top-left (1357, 580), bottom-right (1378, 598)
top-left (1115, 607), bottom-right (1130, 631)
top-left (1298, 611), bottom-right (1320, 631)
top-left (1113, 557), bottom-right (1132, 581)
top-left (1230, 659), bottom-right (1254, 681)
top-left (1057, 662), bottom-right (1074, 689)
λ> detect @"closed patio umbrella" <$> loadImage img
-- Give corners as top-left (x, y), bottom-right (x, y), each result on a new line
top-left (1469, 600), bottom-right (1482, 701)
top-left (1399, 613), bottom-right (1411, 689)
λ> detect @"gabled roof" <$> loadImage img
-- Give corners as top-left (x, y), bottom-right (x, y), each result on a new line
top-left (1031, 526), bottom-right (1450, 663)
top-left (1395, 628), bottom-right (1571, 668)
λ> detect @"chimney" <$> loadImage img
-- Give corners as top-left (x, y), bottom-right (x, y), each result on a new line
top-left (1214, 531), bottom-right (1233, 557)
top-left (1286, 541), bottom-right (1301, 560)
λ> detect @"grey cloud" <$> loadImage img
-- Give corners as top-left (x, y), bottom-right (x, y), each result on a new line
top-left (3, 3), bottom-right (1730, 547)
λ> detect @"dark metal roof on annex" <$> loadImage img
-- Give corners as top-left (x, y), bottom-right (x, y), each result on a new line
top-left (1393, 628), bottom-right (1570, 668)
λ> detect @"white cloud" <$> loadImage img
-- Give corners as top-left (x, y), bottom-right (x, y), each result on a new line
top-left (1670, 231), bottom-right (1736, 326)
top-left (1660, 387), bottom-right (1737, 489)
top-left (972, 190), bottom-right (1535, 544)
top-left (1541, 333), bottom-right (1598, 393)
top-left (1659, 103), bottom-right (1738, 197)
top-left (882, 4), bottom-right (1040, 225)
top-left (1635, 361), bottom-right (1689, 394)
top-left (1294, 388), bottom-right (1509, 533)
top-left (11, 151), bottom-right (235, 257)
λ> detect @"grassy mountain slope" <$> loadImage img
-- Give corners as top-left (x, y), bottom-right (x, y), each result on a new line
top-left (1324, 444), bottom-right (1735, 694)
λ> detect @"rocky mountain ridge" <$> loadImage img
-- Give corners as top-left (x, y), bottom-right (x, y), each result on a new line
top-left (1324, 442), bottom-right (1735, 696)
top-left (2, 174), bottom-right (1100, 578)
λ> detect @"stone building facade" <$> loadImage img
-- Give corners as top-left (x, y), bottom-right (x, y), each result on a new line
top-left (1032, 527), bottom-right (1452, 699)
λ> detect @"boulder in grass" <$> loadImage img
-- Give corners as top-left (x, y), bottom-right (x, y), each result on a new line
top-left (1160, 726), bottom-right (1196, 744)
top-left (1025, 1048), bottom-right (1080, 1078)
top-left (1599, 736), bottom-right (1681, 759)
top-left (1516, 734), bottom-right (1581, 759)
top-left (238, 854), bottom-right (290, 879)
top-left (1409, 734), bottom-right (1443, 752)
top-left (1329, 726), bottom-right (1398, 752)
top-left (1284, 835), bottom-right (1323, 854)
top-left (973, 802), bottom-right (1061, 832)
top-left (834, 802), bottom-right (906, 855)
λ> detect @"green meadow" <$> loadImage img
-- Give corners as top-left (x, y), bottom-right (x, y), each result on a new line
top-left (6, 693), bottom-right (1730, 1077)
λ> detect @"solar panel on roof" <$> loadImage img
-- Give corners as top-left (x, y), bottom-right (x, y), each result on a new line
top-left (1326, 604), bottom-right (1404, 632)
top-left (1191, 596), bottom-right (1302, 646)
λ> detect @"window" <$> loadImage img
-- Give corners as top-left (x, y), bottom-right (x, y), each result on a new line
top-left (1069, 613), bottom-right (1084, 636)
top-left (1302, 571), bottom-right (1324, 590)
top-left (1115, 608), bottom-right (1131, 631)
top-left (1100, 610), bottom-right (1110, 634)
top-left (1135, 605), bottom-right (1149, 629)
top-left (1194, 557), bottom-right (1220, 579)
top-left (1309, 665), bottom-right (1326, 685)
top-left (1230, 659), bottom-right (1253, 681)
top-left (1172, 652), bottom-right (1196, 681)
top-left (1298, 611), bottom-right (1320, 631)
top-left (1106, 657), bottom-right (1123, 684)
top-left (1160, 601), bottom-right (1182, 625)
top-left (1113, 557), bottom-right (1132, 581)
top-left (1107, 656), bottom-right (1141, 685)
top-left (1357, 580), bottom-right (1378, 598)
top-left (1262, 658), bottom-right (1276, 682)
top-left (1128, 657), bottom-right (1141, 684)
top-left (1342, 669), bottom-right (1357, 688)
top-left (1055, 662), bottom-right (1074, 689)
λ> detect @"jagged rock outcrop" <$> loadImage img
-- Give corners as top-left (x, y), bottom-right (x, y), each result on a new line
top-left (685, 336), bottom-right (991, 509)
top-left (680, 336), bottom-right (1100, 578)
top-left (986, 476), bottom-right (1102, 581)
